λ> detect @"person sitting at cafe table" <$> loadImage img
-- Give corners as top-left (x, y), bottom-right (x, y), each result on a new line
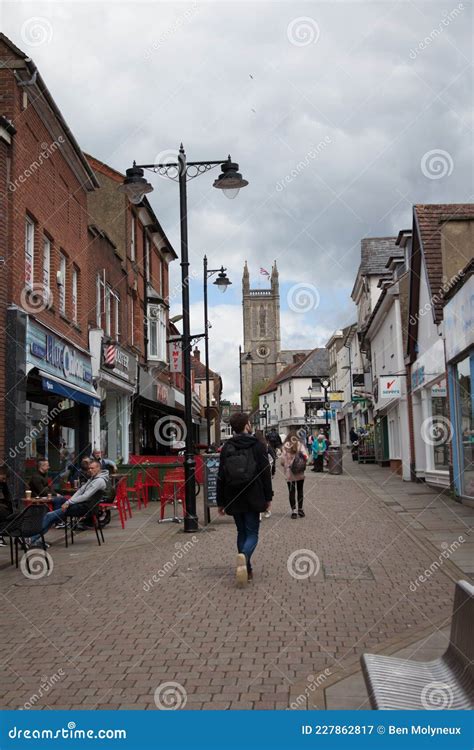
top-left (29, 459), bottom-right (68, 525)
top-left (78, 457), bottom-right (91, 486)
top-left (29, 460), bottom-right (110, 547)
top-left (90, 449), bottom-right (117, 474)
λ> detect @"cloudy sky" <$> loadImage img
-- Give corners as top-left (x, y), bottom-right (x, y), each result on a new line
top-left (2, 0), bottom-right (472, 400)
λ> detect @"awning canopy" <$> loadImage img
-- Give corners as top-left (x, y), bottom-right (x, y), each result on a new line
top-left (39, 372), bottom-right (100, 409)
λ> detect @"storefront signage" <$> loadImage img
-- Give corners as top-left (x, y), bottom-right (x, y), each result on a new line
top-left (329, 391), bottom-right (344, 401)
top-left (379, 376), bottom-right (401, 399)
top-left (168, 338), bottom-right (183, 374)
top-left (444, 275), bottom-right (473, 361)
top-left (431, 381), bottom-right (447, 398)
top-left (101, 342), bottom-right (137, 386)
top-left (411, 365), bottom-right (425, 391)
top-left (156, 383), bottom-right (169, 403)
top-left (27, 319), bottom-right (93, 388)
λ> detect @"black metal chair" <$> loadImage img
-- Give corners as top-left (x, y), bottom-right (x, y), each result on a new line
top-left (64, 500), bottom-right (105, 548)
top-left (361, 580), bottom-right (474, 709)
top-left (1, 504), bottom-right (49, 571)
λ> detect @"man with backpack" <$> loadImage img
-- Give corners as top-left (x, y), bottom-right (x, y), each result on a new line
top-left (217, 413), bottom-right (273, 586)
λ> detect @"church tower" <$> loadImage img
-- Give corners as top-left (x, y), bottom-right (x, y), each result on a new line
top-left (240, 261), bottom-right (281, 412)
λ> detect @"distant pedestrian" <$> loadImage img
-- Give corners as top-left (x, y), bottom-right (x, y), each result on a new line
top-left (312, 433), bottom-right (327, 473)
top-left (349, 427), bottom-right (359, 462)
top-left (217, 413), bottom-right (272, 586)
top-left (90, 449), bottom-right (117, 474)
top-left (280, 432), bottom-right (308, 518)
top-left (266, 427), bottom-right (282, 453)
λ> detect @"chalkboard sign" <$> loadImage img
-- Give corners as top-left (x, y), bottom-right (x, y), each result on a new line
top-left (203, 453), bottom-right (220, 524)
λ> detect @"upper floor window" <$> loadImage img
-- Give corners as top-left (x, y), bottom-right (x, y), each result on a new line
top-left (289, 381), bottom-right (292, 394)
top-left (59, 253), bottom-right (67, 315)
top-left (144, 233), bottom-right (150, 284)
top-left (96, 274), bottom-right (103, 327)
top-left (130, 295), bottom-right (134, 346)
top-left (42, 236), bottom-right (50, 294)
top-left (25, 217), bottom-right (34, 288)
top-left (130, 214), bottom-right (136, 261)
top-left (72, 267), bottom-right (78, 324)
top-left (148, 303), bottom-right (166, 362)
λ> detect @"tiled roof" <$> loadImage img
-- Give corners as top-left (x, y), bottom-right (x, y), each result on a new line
top-left (291, 347), bottom-right (329, 378)
top-left (359, 237), bottom-right (401, 275)
top-left (414, 203), bottom-right (474, 324)
top-left (191, 356), bottom-right (219, 381)
top-left (260, 361), bottom-right (299, 394)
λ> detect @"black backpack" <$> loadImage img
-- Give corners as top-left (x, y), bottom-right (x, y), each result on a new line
top-left (290, 451), bottom-right (307, 474)
top-left (224, 443), bottom-right (257, 488)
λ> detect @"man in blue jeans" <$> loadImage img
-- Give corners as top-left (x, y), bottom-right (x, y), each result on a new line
top-left (217, 413), bottom-right (272, 586)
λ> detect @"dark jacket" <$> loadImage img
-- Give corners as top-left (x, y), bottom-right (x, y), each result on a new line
top-left (29, 471), bottom-right (55, 498)
top-left (0, 481), bottom-right (13, 519)
top-left (216, 434), bottom-right (273, 514)
top-left (266, 429), bottom-right (282, 449)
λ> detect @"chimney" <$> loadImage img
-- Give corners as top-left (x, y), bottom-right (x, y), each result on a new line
top-left (193, 347), bottom-right (200, 361)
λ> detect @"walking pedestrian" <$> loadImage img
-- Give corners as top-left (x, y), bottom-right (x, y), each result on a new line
top-left (256, 430), bottom-right (275, 517)
top-left (280, 432), bottom-right (308, 518)
top-left (312, 433), bottom-right (327, 473)
top-left (217, 413), bottom-right (272, 586)
top-left (266, 427), bottom-right (282, 453)
top-left (349, 427), bottom-right (359, 462)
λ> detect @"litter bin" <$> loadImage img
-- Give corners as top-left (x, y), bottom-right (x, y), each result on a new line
top-left (327, 446), bottom-right (343, 475)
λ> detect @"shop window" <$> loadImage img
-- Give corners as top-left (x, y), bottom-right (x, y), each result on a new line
top-left (25, 216), bottom-right (34, 288)
top-left (148, 303), bottom-right (167, 362)
top-left (456, 355), bottom-right (473, 498)
top-left (72, 267), bottom-right (78, 324)
top-left (59, 253), bottom-right (66, 315)
top-left (431, 381), bottom-right (450, 470)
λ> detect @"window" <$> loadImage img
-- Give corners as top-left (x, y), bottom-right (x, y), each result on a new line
top-left (105, 286), bottom-right (111, 335)
top-left (96, 274), bottom-right (103, 327)
top-left (289, 402), bottom-right (292, 416)
top-left (144, 233), bottom-right (150, 283)
top-left (25, 217), bottom-right (34, 288)
top-left (72, 267), bottom-right (78, 324)
top-left (59, 253), bottom-right (66, 315)
top-left (130, 295), bottom-right (134, 346)
top-left (148, 304), bottom-right (167, 361)
top-left (289, 381), bottom-right (292, 394)
top-left (159, 260), bottom-right (164, 297)
top-left (42, 236), bottom-right (50, 293)
top-left (114, 293), bottom-right (120, 341)
top-left (280, 405), bottom-right (283, 418)
top-left (273, 393), bottom-right (276, 403)
top-left (130, 214), bottom-right (136, 261)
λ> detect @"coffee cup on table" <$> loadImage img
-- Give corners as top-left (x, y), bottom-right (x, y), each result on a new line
top-left (25, 490), bottom-right (32, 500)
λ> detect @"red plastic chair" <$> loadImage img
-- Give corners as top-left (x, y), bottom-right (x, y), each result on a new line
top-left (126, 471), bottom-right (147, 510)
top-left (99, 479), bottom-right (130, 529)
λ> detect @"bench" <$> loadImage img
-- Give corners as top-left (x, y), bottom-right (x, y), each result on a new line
top-left (361, 580), bottom-right (474, 710)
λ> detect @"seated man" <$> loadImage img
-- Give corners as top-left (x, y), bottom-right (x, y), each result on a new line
top-left (29, 460), bottom-right (109, 547)
top-left (29, 459), bottom-right (68, 528)
top-left (78, 457), bottom-right (91, 486)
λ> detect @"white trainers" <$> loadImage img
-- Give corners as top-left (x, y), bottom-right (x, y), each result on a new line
top-left (236, 553), bottom-right (248, 587)
top-left (264, 510), bottom-right (271, 518)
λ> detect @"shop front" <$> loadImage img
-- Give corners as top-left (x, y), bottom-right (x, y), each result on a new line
top-left (132, 368), bottom-right (185, 455)
top-left (89, 330), bottom-right (138, 463)
top-left (410, 338), bottom-right (450, 488)
top-left (5, 309), bottom-right (99, 495)
top-left (445, 274), bottom-right (474, 504)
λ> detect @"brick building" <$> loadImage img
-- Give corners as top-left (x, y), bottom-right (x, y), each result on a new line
top-left (0, 33), bottom-right (99, 495)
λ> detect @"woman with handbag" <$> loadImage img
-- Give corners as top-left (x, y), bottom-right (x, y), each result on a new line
top-left (280, 432), bottom-right (308, 519)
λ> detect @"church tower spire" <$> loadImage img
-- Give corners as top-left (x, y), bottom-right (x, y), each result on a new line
top-left (271, 260), bottom-right (279, 294)
top-left (242, 260), bottom-right (250, 295)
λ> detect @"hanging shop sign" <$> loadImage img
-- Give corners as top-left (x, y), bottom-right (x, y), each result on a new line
top-left (101, 342), bottom-right (138, 386)
top-left (379, 376), bottom-right (401, 399)
top-left (168, 338), bottom-right (183, 374)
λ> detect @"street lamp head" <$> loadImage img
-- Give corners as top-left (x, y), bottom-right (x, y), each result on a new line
top-left (213, 268), bottom-right (232, 293)
top-left (321, 378), bottom-right (330, 388)
top-left (213, 156), bottom-right (248, 199)
top-left (307, 385), bottom-right (313, 393)
top-left (118, 164), bottom-right (154, 205)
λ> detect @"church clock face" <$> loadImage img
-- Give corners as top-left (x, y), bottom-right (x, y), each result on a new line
top-left (256, 345), bottom-right (270, 358)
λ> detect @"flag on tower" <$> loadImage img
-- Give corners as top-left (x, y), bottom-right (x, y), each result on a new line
top-left (260, 267), bottom-right (270, 278)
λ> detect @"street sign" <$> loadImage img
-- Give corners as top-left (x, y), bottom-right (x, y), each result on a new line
top-left (203, 453), bottom-right (220, 526)
top-left (329, 391), bottom-right (344, 401)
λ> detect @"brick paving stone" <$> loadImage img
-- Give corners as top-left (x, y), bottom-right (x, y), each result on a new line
top-left (1, 457), bottom-right (472, 710)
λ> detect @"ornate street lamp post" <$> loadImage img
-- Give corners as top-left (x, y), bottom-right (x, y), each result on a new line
top-left (119, 145), bottom-right (247, 531)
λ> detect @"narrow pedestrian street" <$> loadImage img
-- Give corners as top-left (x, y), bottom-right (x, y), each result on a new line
top-left (1, 453), bottom-right (472, 711)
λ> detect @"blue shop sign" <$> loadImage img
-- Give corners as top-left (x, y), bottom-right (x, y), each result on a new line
top-left (26, 319), bottom-right (94, 389)
top-left (411, 365), bottom-right (425, 391)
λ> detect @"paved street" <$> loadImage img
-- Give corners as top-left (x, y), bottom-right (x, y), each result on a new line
top-left (1, 453), bottom-right (472, 711)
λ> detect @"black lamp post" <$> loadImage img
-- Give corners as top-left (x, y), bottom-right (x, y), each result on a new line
top-left (119, 145), bottom-right (247, 532)
top-left (321, 378), bottom-right (330, 432)
top-left (203, 255), bottom-right (231, 452)
top-left (307, 385), bottom-right (313, 433)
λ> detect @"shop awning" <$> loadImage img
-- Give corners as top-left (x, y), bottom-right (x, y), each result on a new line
top-left (39, 372), bottom-right (101, 408)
